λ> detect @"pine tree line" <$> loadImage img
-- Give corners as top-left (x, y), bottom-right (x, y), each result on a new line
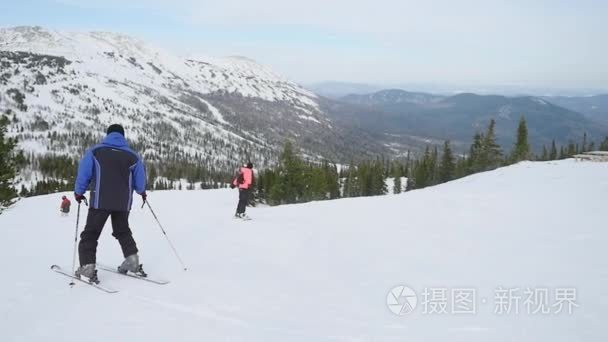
top-left (341, 159), bottom-right (388, 198)
top-left (257, 142), bottom-right (394, 206)
top-left (4, 112), bottom-right (608, 208)
top-left (256, 116), bottom-right (605, 206)
top-left (256, 142), bottom-right (341, 205)
top-left (0, 115), bottom-right (20, 212)
top-left (406, 116), bottom-right (601, 190)
top-left (16, 153), bottom-right (235, 197)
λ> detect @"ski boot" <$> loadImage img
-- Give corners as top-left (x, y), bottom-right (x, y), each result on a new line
top-left (117, 254), bottom-right (147, 277)
top-left (75, 264), bottom-right (100, 284)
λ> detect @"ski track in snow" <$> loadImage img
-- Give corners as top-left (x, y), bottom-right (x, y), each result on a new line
top-left (1, 160), bottom-right (607, 341)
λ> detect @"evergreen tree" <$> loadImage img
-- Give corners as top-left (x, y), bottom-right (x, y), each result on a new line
top-left (549, 140), bottom-right (558, 160)
top-left (540, 145), bottom-right (548, 161)
top-left (566, 142), bottom-right (577, 157)
top-left (510, 116), bottom-right (531, 163)
top-left (559, 146), bottom-right (567, 159)
top-left (148, 164), bottom-right (158, 188)
top-left (356, 162), bottom-right (370, 196)
top-left (409, 146), bottom-right (441, 190)
top-left (468, 132), bottom-right (484, 173)
top-left (343, 163), bottom-right (360, 198)
top-left (404, 150), bottom-right (411, 178)
top-left (600, 137), bottom-right (608, 151)
top-left (482, 119), bottom-right (503, 170)
top-left (322, 161), bottom-right (340, 200)
top-left (19, 184), bottom-right (28, 197)
top-left (342, 169), bottom-right (351, 197)
top-left (455, 158), bottom-right (470, 178)
top-left (269, 141), bottom-right (306, 204)
top-left (438, 140), bottom-right (455, 183)
top-left (355, 160), bottom-right (386, 196)
top-left (468, 120), bottom-right (503, 173)
top-left (413, 147), bottom-right (431, 189)
top-left (373, 159), bottom-right (388, 195)
top-left (582, 133), bottom-right (588, 152)
top-left (302, 166), bottom-right (327, 202)
top-left (405, 177), bottom-right (416, 191)
top-left (393, 175), bottom-right (402, 194)
top-left (429, 146), bottom-right (439, 184)
top-left (0, 116), bottom-right (19, 212)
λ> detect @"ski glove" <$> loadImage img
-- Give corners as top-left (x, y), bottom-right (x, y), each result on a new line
top-left (74, 193), bottom-right (87, 204)
top-left (139, 192), bottom-right (147, 209)
top-left (230, 184), bottom-right (236, 189)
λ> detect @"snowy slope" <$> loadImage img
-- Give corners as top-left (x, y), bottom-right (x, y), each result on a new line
top-left (1, 160), bottom-right (607, 341)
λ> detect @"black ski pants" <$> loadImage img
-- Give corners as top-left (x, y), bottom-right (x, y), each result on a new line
top-left (78, 209), bottom-right (138, 266)
top-left (236, 188), bottom-right (250, 214)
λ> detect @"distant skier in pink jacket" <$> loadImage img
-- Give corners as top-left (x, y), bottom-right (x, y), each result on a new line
top-left (230, 162), bottom-right (254, 219)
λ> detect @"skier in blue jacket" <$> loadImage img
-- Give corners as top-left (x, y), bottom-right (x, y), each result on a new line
top-left (73, 124), bottom-right (147, 283)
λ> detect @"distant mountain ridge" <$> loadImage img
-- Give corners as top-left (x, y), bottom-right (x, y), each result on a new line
top-left (306, 81), bottom-right (384, 99)
top-left (334, 89), bottom-right (608, 151)
top-left (541, 94), bottom-right (608, 124)
top-left (342, 89), bottom-right (445, 106)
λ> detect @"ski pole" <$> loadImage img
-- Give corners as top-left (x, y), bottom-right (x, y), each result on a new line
top-left (70, 197), bottom-right (88, 286)
top-left (145, 200), bottom-right (188, 271)
top-left (69, 202), bottom-right (80, 286)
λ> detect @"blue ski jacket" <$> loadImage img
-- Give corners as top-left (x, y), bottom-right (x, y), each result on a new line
top-left (75, 132), bottom-right (146, 211)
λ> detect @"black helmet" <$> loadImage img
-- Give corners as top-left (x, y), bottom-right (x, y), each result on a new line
top-left (246, 162), bottom-right (253, 169)
top-left (107, 124), bottom-right (125, 136)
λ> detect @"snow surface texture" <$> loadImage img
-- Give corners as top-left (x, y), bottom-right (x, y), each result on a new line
top-left (1, 160), bottom-right (606, 341)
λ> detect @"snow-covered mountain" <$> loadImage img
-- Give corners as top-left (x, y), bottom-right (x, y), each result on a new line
top-left (1, 159), bottom-right (606, 341)
top-left (0, 26), bottom-right (376, 182)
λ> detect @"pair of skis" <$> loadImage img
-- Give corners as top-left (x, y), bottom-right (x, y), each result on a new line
top-left (51, 264), bottom-right (169, 294)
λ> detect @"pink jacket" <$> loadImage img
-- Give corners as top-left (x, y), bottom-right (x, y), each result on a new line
top-left (232, 167), bottom-right (254, 189)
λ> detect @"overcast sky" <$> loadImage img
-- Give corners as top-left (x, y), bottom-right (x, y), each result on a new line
top-left (2, 0), bottom-right (607, 90)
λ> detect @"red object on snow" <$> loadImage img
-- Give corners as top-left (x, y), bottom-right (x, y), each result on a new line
top-left (60, 197), bottom-right (71, 212)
